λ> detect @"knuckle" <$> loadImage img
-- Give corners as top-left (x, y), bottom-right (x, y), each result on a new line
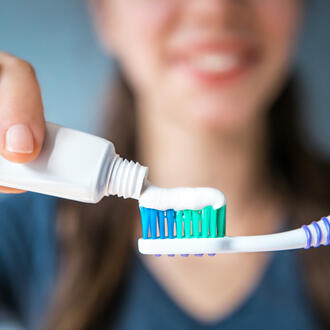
top-left (17, 60), bottom-right (36, 76)
top-left (7, 57), bottom-right (36, 76)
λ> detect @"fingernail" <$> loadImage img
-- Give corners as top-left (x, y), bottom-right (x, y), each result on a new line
top-left (5, 124), bottom-right (34, 154)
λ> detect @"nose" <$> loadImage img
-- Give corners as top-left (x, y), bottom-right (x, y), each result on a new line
top-left (181, 0), bottom-right (249, 31)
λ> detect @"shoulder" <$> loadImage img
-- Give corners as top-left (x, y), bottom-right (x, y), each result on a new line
top-left (0, 192), bottom-right (59, 261)
top-left (0, 193), bottom-right (59, 324)
top-left (0, 192), bottom-right (58, 225)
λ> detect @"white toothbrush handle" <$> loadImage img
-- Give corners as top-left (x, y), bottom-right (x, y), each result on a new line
top-left (138, 216), bottom-right (330, 255)
top-left (224, 217), bottom-right (329, 252)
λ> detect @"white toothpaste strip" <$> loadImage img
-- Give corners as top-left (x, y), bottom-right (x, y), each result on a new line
top-left (139, 183), bottom-right (226, 211)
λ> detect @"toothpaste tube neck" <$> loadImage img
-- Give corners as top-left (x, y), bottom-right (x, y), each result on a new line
top-left (107, 155), bottom-right (148, 200)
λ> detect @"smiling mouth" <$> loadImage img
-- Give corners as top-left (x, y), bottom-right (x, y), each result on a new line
top-left (188, 53), bottom-right (241, 74)
top-left (171, 41), bottom-right (260, 85)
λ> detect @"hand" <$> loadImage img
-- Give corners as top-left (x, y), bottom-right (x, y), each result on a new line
top-left (0, 51), bottom-right (45, 193)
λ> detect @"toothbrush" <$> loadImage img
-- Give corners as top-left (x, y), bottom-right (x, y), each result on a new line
top-left (138, 204), bottom-right (330, 256)
top-left (0, 122), bottom-right (328, 257)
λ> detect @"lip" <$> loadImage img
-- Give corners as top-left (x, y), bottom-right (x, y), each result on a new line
top-left (169, 40), bottom-right (260, 87)
top-left (172, 39), bottom-right (257, 54)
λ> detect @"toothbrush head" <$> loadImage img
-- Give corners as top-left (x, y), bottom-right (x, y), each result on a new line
top-left (138, 205), bottom-right (226, 257)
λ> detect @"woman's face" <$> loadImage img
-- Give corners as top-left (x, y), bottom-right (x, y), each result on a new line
top-left (93, 0), bottom-right (302, 132)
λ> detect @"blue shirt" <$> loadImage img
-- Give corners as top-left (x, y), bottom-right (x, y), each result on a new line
top-left (0, 193), bottom-right (322, 330)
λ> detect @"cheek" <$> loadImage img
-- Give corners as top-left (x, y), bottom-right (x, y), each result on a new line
top-left (249, 1), bottom-right (302, 109)
top-left (256, 1), bottom-right (302, 59)
top-left (108, 1), bottom-right (177, 90)
top-left (109, 0), bottom-right (175, 37)
top-left (125, 1), bottom-right (175, 39)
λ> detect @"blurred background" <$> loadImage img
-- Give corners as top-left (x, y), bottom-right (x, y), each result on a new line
top-left (0, 0), bottom-right (329, 328)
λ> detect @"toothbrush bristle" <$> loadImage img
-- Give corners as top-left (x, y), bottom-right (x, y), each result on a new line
top-left (139, 205), bottom-right (226, 240)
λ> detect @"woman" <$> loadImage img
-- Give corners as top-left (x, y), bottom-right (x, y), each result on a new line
top-left (0, 1), bottom-right (329, 329)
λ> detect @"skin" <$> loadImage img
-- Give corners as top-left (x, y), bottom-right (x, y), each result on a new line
top-left (0, 52), bottom-right (45, 192)
top-left (0, 0), bottom-right (302, 323)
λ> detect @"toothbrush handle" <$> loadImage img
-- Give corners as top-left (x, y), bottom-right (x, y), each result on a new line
top-left (227, 217), bottom-right (329, 252)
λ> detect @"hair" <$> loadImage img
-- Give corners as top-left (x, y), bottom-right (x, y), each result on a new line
top-left (44, 72), bottom-right (330, 330)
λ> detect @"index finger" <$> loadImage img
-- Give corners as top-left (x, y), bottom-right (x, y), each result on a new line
top-left (0, 51), bottom-right (45, 164)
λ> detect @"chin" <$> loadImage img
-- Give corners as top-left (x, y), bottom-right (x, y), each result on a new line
top-left (185, 98), bottom-right (257, 134)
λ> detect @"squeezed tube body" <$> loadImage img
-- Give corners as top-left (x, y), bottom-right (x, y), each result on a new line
top-left (0, 122), bottom-right (148, 203)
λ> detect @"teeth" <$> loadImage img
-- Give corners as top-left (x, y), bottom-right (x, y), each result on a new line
top-left (189, 54), bottom-right (240, 73)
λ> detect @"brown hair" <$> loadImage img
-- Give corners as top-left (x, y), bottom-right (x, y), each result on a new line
top-left (44, 74), bottom-right (330, 330)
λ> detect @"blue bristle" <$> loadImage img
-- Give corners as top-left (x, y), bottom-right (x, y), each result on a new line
top-left (158, 211), bottom-right (166, 239)
top-left (139, 207), bottom-right (149, 239)
top-left (140, 207), bottom-right (158, 239)
top-left (149, 209), bottom-right (158, 239)
top-left (166, 209), bottom-right (175, 238)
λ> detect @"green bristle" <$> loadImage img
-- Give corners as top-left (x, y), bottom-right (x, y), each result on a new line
top-left (217, 206), bottom-right (226, 237)
top-left (201, 206), bottom-right (211, 238)
top-left (176, 210), bottom-right (184, 238)
top-left (171, 205), bottom-right (226, 239)
top-left (183, 210), bottom-right (192, 238)
top-left (192, 210), bottom-right (201, 238)
top-left (210, 207), bottom-right (217, 237)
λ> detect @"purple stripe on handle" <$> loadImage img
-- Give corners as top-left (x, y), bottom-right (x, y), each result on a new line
top-left (312, 221), bottom-right (322, 247)
top-left (302, 225), bottom-right (312, 249)
top-left (321, 217), bottom-right (330, 245)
